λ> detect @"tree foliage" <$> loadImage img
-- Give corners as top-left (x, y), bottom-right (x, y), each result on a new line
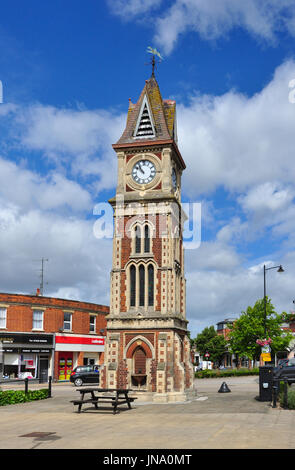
top-left (228, 297), bottom-right (293, 361)
top-left (194, 326), bottom-right (227, 364)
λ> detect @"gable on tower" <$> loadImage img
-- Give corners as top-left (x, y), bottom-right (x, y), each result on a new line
top-left (134, 95), bottom-right (155, 138)
top-left (116, 75), bottom-right (177, 146)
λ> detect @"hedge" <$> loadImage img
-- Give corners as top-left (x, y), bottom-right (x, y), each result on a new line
top-left (195, 368), bottom-right (260, 379)
top-left (278, 382), bottom-right (295, 410)
top-left (0, 389), bottom-right (49, 406)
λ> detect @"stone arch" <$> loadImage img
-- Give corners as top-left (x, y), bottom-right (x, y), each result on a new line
top-left (125, 335), bottom-right (154, 359)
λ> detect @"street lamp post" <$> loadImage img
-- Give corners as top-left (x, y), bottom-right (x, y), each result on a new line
top-left (263, 264), bottom-right (284, 337)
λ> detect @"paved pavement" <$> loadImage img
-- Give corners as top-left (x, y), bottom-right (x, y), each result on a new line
top-left (0, 376), bottom-right (295, 449)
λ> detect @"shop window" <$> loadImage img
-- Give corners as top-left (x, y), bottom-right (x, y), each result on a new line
top-left (32, 310), bottom-right (44, 330)
top-left (0, 308), bottom-right (7, 328)
top-left (89, 315), bottom-right (96, 333)
top-left (63, 312), bottom-right (72, 331)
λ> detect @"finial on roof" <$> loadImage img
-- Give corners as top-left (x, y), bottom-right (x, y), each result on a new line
top-left (146, 46), bottom-right (164, 77)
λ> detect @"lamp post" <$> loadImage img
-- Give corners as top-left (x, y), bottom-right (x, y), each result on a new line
top-left (263, 264), bottom-right (284, 337)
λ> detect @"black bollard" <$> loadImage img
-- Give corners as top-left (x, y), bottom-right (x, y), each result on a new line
top-left (218, 381), bottom-right (231, 393)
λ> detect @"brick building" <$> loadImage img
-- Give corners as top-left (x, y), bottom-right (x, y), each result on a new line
top-left (0, 293), bottom-right (108, 381)
top-left (101, 69), bottom-right (194, 401)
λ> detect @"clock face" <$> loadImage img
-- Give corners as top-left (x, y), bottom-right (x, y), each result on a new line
top-left (132, 160), bottom-right (156, 185)
top-left (172, 168), bottom-right (177, 189)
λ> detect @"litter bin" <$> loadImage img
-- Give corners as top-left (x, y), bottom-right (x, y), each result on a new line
top-left (258, 365), bottom-right (273, 401)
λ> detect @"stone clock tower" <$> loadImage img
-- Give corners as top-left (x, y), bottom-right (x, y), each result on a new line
top-left (101, 71), bottom-right (194, 402)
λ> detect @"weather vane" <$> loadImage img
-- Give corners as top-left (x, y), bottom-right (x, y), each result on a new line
top-left (146, 46), bottom-right (164, 76)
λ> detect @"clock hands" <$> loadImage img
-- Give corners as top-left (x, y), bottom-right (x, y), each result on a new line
top-left (136, 164), bottom-right (145, 175)
top-left (132, 160), bottom-right (156, 184)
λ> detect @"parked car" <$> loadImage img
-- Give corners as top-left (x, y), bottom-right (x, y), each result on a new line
top-left (273, 357), bottom-right (295, 385)
top-left (70, 365), bottom-right (100, 387)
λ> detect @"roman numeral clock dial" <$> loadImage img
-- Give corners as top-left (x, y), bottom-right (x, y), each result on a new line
top-left (132, 159), bottom-right (156, 185)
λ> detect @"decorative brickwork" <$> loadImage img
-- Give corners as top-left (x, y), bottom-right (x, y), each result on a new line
top-left (103, 74), bottom-right (194, 402)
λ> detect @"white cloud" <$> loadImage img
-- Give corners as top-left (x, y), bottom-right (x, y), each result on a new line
top-left (107, 0), bottom-right (295, 54)
top-left (186, 250), bottom-right (295, 336)
top-left (239, 182), bottom-right (295, 214)
top-left (106, 0), bottom-right (162, 18)
top-left (178, 60), bottom-right (295, 197)
top-left (0, 153), bottom-right (112, 304)
top-left (0, 157), bottom-right (91, 213)
top-left (155, 0), bottom-right (295, 54)
top-left (0, 204), bottom-right (112, 304)
top-left (15, 104), bottom-right (125, 193)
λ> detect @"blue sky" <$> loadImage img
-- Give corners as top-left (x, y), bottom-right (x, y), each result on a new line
top-left (1, 0), bottom-right (295, 336)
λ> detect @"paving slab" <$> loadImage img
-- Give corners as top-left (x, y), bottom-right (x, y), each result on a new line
top-left (0, 376), bottom-right (294, 449)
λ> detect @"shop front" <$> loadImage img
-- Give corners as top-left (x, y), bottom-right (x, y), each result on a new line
top-left (55, 333), bottom-right (105, 381)
top-left (0, 332), bottom-right (54, 380)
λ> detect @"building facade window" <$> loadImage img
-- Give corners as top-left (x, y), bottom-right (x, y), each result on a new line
top-left (132, 222), bottom-right (153, 254)
top-left (0, 308), bottom-right (7, 328)
top-left (130, 265), bottom-right (136, 307)
top-left (63, 312), bottom-right (72, 331)
top-left (129, 263), bottom-right (155, 309)
top-left (89, 315), bottom-right (96, 333)
top-left (32, 310), bottom-right (44, 330)
top-left (135, 225), bottom-right (141, 253)
top-left (148, 265), bottom-right (154, 306)
top-left (144, 225), bottom-right (150, 253)
top-left (139, 264), bottom-right (145, 306)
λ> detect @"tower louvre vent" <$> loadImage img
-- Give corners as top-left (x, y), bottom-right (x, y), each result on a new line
top-left (135, 103), bottom-right (155, 138)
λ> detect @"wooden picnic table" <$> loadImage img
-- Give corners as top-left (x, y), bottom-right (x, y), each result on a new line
top-left (70, 387), bottom-right (137, 414)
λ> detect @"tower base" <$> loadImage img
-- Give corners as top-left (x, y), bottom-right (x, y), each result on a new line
top-left (126, 389), bottom-right (196, 403)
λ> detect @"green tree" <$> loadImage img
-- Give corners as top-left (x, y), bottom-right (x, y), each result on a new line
top-left (228, 297), bottom-right (293, 366)
top-left (194, 326), bottom-right (227, 365)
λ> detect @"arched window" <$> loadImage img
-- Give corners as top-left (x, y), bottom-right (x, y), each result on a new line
top-left (148, 265), bottom-right (154, 306)
top-left (139, 264), bottom-right (145, 306)
top-left (130, 265), bottom-right (136, 307)
top-left (144, 225), bottom-right (150, 253)
top-left (135, 225), bottom-right (141, 253)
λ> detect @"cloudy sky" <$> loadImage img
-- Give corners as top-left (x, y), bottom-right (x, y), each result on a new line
top-left (1, 0), bottom-right (295, 337)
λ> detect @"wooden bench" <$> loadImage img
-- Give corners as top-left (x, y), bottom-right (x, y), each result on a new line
top-left (70, 398), bottom-right (99, 413)
top-left (70, 388), bottom-right (137, 414)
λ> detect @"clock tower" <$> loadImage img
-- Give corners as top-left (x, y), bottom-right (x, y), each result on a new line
top-left (101, 72), bottom-right (194, 402)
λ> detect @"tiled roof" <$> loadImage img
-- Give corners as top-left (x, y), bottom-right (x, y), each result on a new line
top-left (116, 75), bottom-right (176, 145)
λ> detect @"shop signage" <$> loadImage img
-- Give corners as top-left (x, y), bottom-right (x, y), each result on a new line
top-left (55, 334), bottom-right (105, 352)
top-left (0, 332), bottom-right (54, 346)
top-left (55, 335), bottom-right (104, 345)
top-left (3, 348), bottom-right (51, 353)
top-left (261, 353), bottom-right (272, 362)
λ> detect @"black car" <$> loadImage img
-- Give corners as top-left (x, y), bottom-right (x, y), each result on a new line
top-left (273, 357), bottom-right (295, 385)
top-left (70, 365), bottom-right (100, 387)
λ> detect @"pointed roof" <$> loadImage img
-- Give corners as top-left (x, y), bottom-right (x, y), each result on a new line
top-left (113, 74), bottom-right (185, 169)
top-left (115, 75), bottom-right (177, 145)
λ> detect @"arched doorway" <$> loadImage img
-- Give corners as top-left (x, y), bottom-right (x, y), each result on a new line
top-left (133, 346), bottom-right (146, 374)
top-left (132, 346), bottom-right (147, 388)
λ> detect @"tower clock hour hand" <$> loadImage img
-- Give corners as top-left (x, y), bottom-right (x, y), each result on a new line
top-left (137, 164), bottom-right (144, 174)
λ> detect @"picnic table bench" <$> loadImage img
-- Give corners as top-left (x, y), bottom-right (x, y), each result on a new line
top-left (70, 387), bottom-right (137, 414)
